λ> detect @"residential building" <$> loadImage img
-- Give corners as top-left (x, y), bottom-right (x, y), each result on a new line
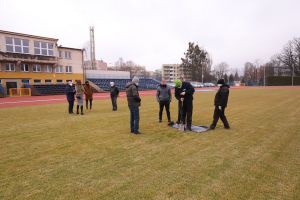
top-left (162, 64), bottom-right (184, 82)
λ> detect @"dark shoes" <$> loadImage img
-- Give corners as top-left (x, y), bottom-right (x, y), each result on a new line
top-left (209, 125), bottom-right (230, 130)
top-left (131, 131), bottom-right (141, 134)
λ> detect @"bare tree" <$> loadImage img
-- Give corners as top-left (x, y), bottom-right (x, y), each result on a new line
top-left (292, 38), bottom-right (300, 75)
top-left (214, 62), bottom-right (229, 80)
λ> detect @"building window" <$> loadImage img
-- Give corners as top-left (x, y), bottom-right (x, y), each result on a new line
top-left (21, 79), bottom-right (30, 86)
top-left (5, 37), bottom-right (29, 54)
top-left (59, 51), bottom-right (63, 58)
top-left (45, 65), bottom-right (52, 73)
top-left (34, 41), bottom-right (54, 56)
top-left (65, 66), bottom-right (72, 73)
top-left (45, 79), bottom-right (52, 84)
top-left (32, 64), bottom-right (41, 72)
top-left (64, 51), bottom-right (71, 59)
top-left (21, 64), bottom-right (29, 72)
top-left (34, 79), bottom-right (41, 84)
top-left (55, 66), bottom-right (63, 73)
top-left (5, 63), bottom-right (15, 71)
top-left (56, 80), bottom-right (63, 84)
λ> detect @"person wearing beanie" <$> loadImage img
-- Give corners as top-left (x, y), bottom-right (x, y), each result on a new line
top-left (84, 81), bottom-right (93, 110)
top-left (110, 81), bottom-right (119, 111)
top-left (156, 80), bottom-right (172, 123)
top-left (209, 78), bottom-right (230, 129)
top-left (174, 79), bottom-right (182, 124)
top-left (125, 76), bottom-right (141, 134)
top-left (65, 81), bottom-right (75, 114)
top-left (75, 80), bottom-right (85, 115)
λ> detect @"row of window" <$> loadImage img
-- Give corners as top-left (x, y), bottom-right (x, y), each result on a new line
top-left (6, 37), bottom-right (54, 56)
top-left (2, 63), bottom-right (72, 73)
top-left (59, 51), bottom-right (72, 59)
top-left (5, 37), bottom-right (73, 59)
top-left (30, 79), bottom-right (72, 84)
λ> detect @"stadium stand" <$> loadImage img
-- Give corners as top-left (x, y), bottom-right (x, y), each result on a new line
top-left (30, 84), bottom-right (70, 96)
top-left (28, 78), bottom-right (160, 96)
top-left (88, 78), bottom-right (160, 91)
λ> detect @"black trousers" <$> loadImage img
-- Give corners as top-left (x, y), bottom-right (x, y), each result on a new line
top-left (211, 106), bottom-right (230, 128)
top-left (111, 96), bottom-right (117, 110)
top-left (182, 101), bottom-right (193, 129)
top-left (177, 101), bottom-right (182, 123)
top-left (68, 100), bottom-right (74, 113)
top-left (86, 99), bottom-right (93, 109)
top-left (159, 100), bottom-right (171, 121)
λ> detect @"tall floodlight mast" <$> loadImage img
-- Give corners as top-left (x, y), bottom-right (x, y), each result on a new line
top-left (90, 26), bottom-right (96, 70)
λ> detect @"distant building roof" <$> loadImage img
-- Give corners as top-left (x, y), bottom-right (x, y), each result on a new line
top-left (58, 46), bottom-right (83, 51)
top-left (0, 30), bottom-right (58, 41)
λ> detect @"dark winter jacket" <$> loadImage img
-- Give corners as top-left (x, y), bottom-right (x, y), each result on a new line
top-left (65, 84), bottom-right (75, 101)
top-left (125, 82), bottom-right (141, 107)
top-left (156, 84), bottom-right (172, 102)
top-left (110, 86), bottom-right (119, 97)
top-left (175, 81), bottom-right (195, 103)
top-left (214, 84), bottom-right (230, 107)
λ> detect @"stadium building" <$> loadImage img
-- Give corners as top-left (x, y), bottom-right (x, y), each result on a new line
top-left (0, 30), bottom-right (84, 95)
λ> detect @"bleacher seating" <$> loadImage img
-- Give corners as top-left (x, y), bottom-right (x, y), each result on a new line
top-left (30, 84), bottom-right (71, 96)
top-left (88, 78), bottom-right (160, 91)
top-left (28, 78), bottom-right (160, 96)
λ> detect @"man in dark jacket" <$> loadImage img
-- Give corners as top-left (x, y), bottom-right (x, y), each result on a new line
top-left (65, 81), bottom-right (75, 114)
top-left (175, 79), bottom-right (195, 131)
top-left (156, 80), bottom-right (172, 123)
top-left (110, 81), bottom-right (119, 111)
top-left (125, 76), bottom-right (141, 134)
top-left (210, 79), bottom-right (230, 129)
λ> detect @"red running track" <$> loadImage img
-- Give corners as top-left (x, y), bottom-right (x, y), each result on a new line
top-left (0, 86), bottom-right (299, 109)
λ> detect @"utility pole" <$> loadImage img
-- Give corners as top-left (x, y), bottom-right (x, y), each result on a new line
top-left (292, 65), bottom-right (294, 86)
top-left (264, 65), bottom-right (266, 87)
top-left (201, 63), bottom-right (204, 83)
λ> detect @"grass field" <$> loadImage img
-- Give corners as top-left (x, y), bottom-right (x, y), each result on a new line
top-left (0, 88), bottom-right (299, 200)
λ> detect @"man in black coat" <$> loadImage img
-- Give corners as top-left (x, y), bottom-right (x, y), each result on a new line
top-left (65, 81), bottom-right (75, 114)
top-left (210, 79), bottom-right (230, 129)
top-left (175, 79), bottom-right (195, 131)
top-left (110, 82), bottom-right (119, 111)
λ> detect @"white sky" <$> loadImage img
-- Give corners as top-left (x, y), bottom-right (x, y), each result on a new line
top-left (1, 0), bottom-right (300, 71)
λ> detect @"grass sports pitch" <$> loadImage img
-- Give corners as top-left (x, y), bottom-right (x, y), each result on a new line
top-left (0, 87), bottom-right (299, 199)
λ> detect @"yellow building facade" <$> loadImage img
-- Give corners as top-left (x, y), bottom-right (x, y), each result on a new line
top-left (0, 30), bottom-right (84, 94)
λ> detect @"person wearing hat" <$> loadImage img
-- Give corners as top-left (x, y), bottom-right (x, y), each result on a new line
top-left (110, 81), bottom-right (119, 111)
top-left (209, 78), bottom-right (230, 129)
top-left (65, 81), bottom-right (75, 114)
top-left (156, 79), bottom-right (172, 123)
top-left (84, 81), bottom-right (93, 110)
top-left (75, 80), bottom-right (85, 115)
top-left (125, 76), bottom-right (141, 134)
top-left (174, 79), bottom-right (183, 124)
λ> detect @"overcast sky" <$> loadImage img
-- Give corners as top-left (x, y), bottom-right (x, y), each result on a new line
top-left (1, 0), bottom-right (300, 71)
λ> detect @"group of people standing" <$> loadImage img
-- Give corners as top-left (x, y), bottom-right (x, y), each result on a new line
top-left (65, 76), bottom-right (230, 135)
top-left (65, 80), bottom-right (119, 115)
top-left (155, 78), bottom-right (230, 132)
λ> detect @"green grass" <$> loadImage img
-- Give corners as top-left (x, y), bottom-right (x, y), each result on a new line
top-left (0, 88), bottom-right (299, 200)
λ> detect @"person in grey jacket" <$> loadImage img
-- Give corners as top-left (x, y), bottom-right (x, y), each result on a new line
top-left (125, 76), bottom-right (141, 134)
top-left (156, 80), bottom-right (172, 123)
